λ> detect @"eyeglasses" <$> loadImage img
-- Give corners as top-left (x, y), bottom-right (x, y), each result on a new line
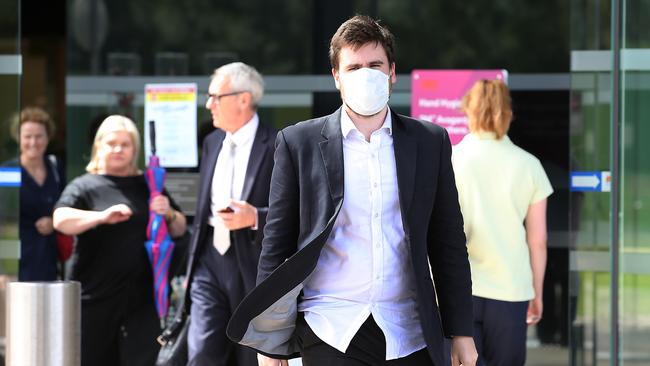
top-left (206, 91), bottom-right (246, 104)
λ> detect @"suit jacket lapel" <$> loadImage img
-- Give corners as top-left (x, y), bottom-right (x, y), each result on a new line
top-left (241, 124), bottom-right (269, 201)
top-left (392, 111), bottom-right (416, 220)
top-left (318, 109), bottom-right (344, 203)
top-left (198, 132), bottom-right (225, 220)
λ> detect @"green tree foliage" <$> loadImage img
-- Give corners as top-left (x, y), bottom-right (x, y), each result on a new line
top-left (380, 0), bottom-right (570, 72)
top-left (65, 0), bottom-right (600, 75)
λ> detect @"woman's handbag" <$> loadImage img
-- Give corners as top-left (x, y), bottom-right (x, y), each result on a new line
top-left (55, 232), bottom-right (75, 262)
top-left (157, 224), bottom-right (199, 366)
top-left (50, 155), bottom-right (75, 263)
top-left (156, 312), bottom-right (189, 366)
top-left (156, 229), bottom-right (195, 366)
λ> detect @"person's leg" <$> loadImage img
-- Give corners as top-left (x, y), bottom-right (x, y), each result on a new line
top-left (119, 293), bottom-right (161, 366)
top-left (481, 298), bottom-right (528, 366)
top-left (221, 245), bottom-right (256, 366)
top-left (297, 314), bottom-right (384, 366)
top-left (235, 343), bottom-right (260, 366)
top-left (81, 298), bottom-right (122, 366)
top-left (188, 240), bottom-right (234, 366)
top-left (384, 348), bottom-right (433, 366)
top-left (472, 296), bottom-right (487, 366)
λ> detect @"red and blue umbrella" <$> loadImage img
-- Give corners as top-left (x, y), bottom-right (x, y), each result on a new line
top-left (144, 120), bottom-right (175, 327)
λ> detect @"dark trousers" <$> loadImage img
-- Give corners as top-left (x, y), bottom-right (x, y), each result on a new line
top-left (81, 291), bottom-right (160, 366)
top-left (296, 313), bottom-right (433, 366)
top-left (473, 296), bottom-right (528, 366)
top-left (188, 230), bottom-right (257, 366)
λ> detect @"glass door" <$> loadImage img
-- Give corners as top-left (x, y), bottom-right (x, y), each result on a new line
top-left (571, 0), bottom-right (650, 364)
top-left (569, 0), bottom-right (614, 365)
top-left (0, 0), bottom-right (21, 273)
top-left (618, 0), bottom-right (650, 364)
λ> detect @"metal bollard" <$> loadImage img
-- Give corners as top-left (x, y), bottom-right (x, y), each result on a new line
top-left (6, 281), bottom-right (81, 366)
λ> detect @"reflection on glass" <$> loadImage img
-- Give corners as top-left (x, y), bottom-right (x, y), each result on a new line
top-left (619, 45), bottom-right (650, 366)
top-left (0, 0), bottom-right (21, 276)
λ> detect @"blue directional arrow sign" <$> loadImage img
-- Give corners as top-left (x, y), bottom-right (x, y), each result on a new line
top-left (570, 171), bottom-right (611, 192)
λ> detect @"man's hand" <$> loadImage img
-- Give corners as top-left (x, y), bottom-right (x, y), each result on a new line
top-left (218, 200), bottom-right (257, 230)
top-left (451, 336), bottom-right (478, 366)
top-left (526, 296), bottom-right (543, 325)
top-left (257, 354), bottom-right (288, 366)
top-left (99, 204), bottom-right (132, 225)
top-left (35, 216), bottom-right (54, 235)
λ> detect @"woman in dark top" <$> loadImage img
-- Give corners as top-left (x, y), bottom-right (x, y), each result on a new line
top-left (11, 107), bottom-right (63, 281)
top-left (53, 115), bottom-right (187, 366)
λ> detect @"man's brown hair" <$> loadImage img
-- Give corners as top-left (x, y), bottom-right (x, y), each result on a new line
top-left (329, 15), bottom-right (396, 70)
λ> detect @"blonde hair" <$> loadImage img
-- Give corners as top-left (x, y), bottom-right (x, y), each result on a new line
top-left (86, 115), bottom-right (141, 174)
top-left (461, 79), bottom-right (512, 139)
top-left (10, 107), bottom-right (55, 142)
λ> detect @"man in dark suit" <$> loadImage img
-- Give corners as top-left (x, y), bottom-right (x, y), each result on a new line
top-left (187, 62), bottom-right (275, 366)
top-left (228, 16), bottom-right (477, 366)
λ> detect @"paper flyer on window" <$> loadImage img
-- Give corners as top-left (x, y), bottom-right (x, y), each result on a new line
top-left (144, 83), bottom-right (198, 167)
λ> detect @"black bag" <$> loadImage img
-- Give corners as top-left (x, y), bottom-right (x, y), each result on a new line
top-left (156, 224), bottom-right (199, 366)
top-left (156, 313), bottom-right (190, 366)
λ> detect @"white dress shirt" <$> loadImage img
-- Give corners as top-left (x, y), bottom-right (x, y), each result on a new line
top-left (209, 114), bottom-right (259, 227)
top-left (298, 108), bottom-right (426, 360)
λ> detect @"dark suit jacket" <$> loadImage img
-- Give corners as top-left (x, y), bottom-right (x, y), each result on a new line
top-left (186, 122), bottom-right (276, 292)
top-left (227, 108), bottom-right (472, 366)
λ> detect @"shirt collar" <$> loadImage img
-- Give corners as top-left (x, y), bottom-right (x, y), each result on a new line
top-left (340, 107), bottom-right (393, 139)
top-left (226, 113), bottom-right (259, 146)
top-left (473, 130), bottom-right (498, 140)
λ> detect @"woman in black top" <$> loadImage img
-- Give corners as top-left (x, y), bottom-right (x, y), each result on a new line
top-left (53, 115), bottom-right (187, 366)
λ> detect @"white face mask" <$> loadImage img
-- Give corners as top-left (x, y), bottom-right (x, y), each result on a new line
top-left (339, 67), bottom-right (390, 116)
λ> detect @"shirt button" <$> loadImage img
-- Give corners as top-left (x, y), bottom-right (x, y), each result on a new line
top-left (373, 182), bottom-right (378, 188)
top-left (374, 213), bottom-right (379, 218)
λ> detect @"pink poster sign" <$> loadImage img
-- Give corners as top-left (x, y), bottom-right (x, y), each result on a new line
top-left (411, 70), bottom-right (507, 145)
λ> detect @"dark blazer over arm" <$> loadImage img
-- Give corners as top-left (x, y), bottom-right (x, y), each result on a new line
top-left (227, 108), bottom-right (472, 365)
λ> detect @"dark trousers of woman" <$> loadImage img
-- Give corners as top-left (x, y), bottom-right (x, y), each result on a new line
top-left (296, 313), bottom-right (433, 366)
top-left (473, 296), bottom-right (529, 366)
top-left (81, 292), bottom-right (160, 366)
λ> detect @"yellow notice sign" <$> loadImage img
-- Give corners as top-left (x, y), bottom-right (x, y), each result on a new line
top-left (146, 87), bottom-right (197, 102)
top-left (144, 83), bottom-right (198, 167)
